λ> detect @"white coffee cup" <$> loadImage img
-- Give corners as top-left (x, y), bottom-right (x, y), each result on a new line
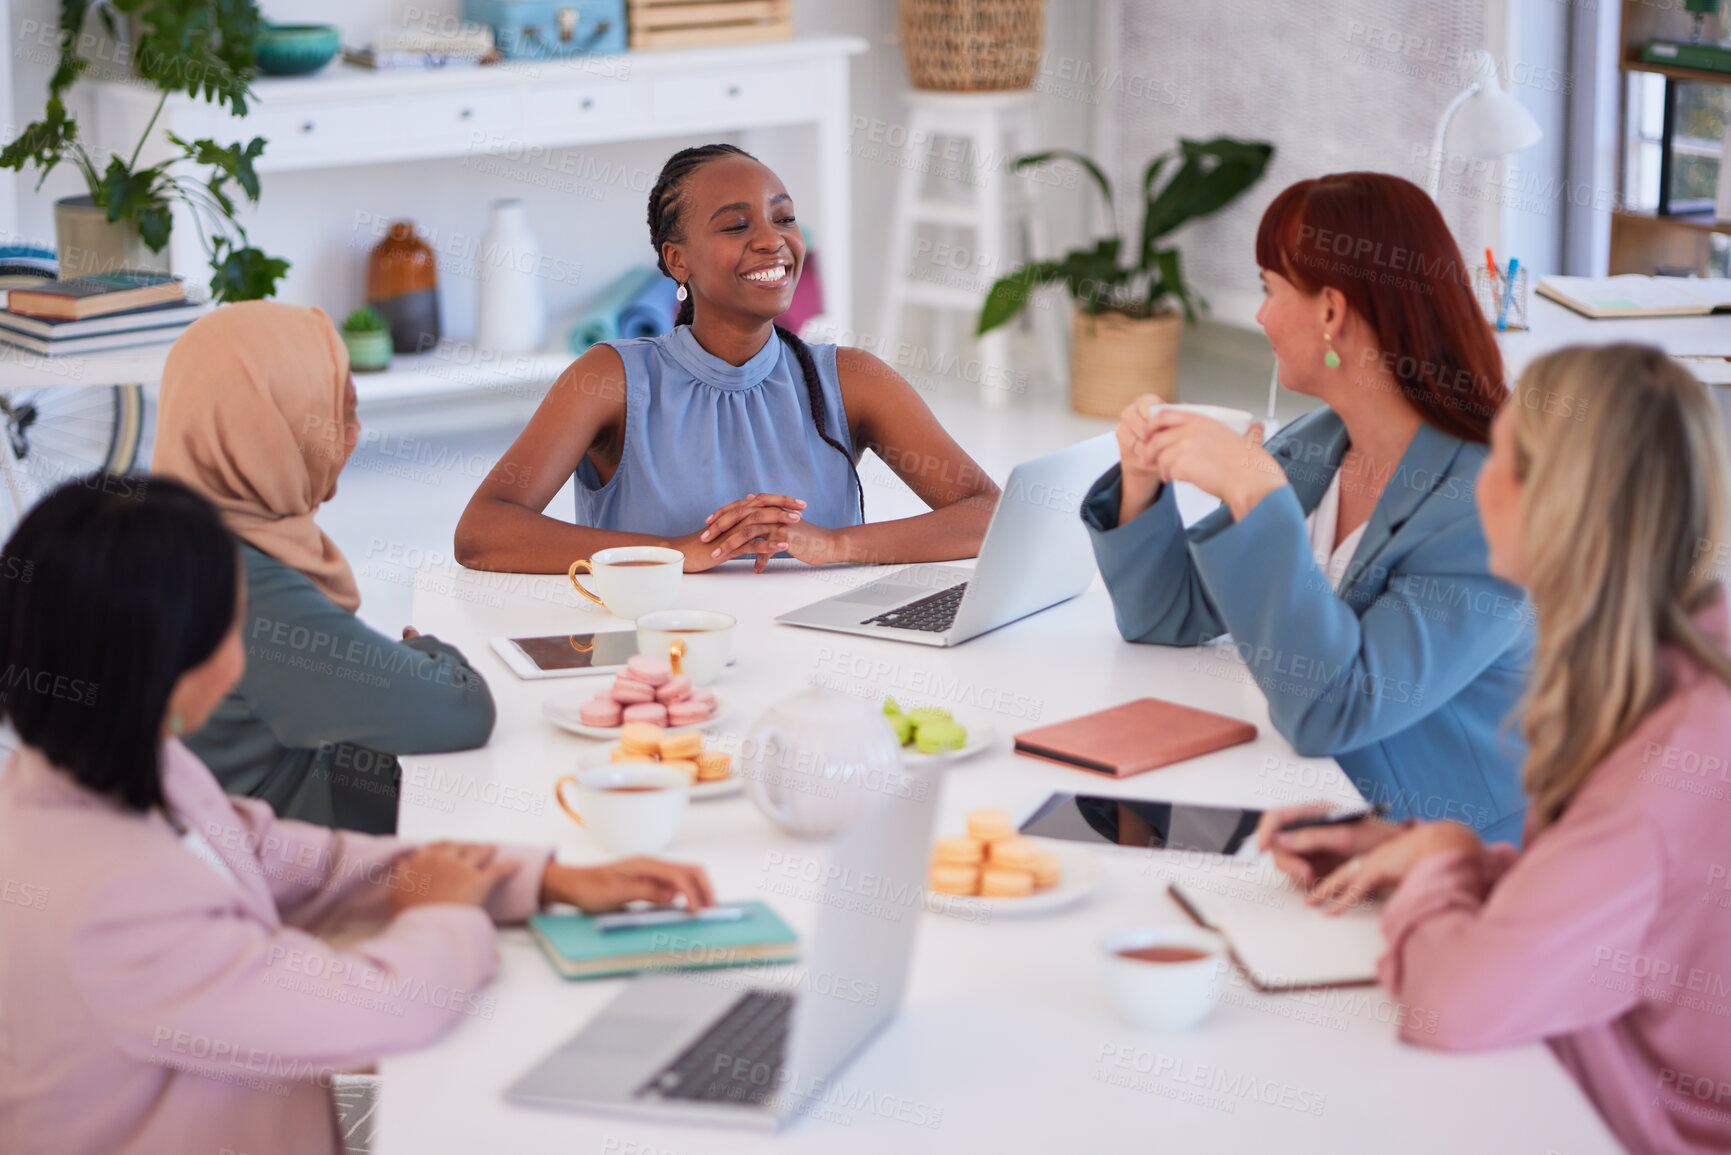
top-left (568, 546), bottom-right (683, 620)
top-left (1100, 924), bottom-right (1230, 1032)
top-left (554, 762), bottom-right (689, 855)
top-left (636, 609), bottom-right (736, 686)
top-left (1146, 402), bottom-right (1256, 436)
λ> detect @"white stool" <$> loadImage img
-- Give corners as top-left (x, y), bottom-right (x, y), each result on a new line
top-left (874, 90), bottom-right (1067, 406)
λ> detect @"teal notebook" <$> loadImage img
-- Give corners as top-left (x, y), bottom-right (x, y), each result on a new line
top-left (527, 901), bottom-right (799, 980)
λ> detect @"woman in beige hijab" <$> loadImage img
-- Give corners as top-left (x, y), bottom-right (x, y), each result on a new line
top-left (153, 301), bottom-right (495, 831)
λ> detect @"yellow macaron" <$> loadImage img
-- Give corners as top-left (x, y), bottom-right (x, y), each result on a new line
top-left (966, 808), bottom-right (1016, 844)
top-left (932, 835), bottom-right (985, 866)
top-left (928, 862), bottom-right (980, 896)
top-left (979, 866), bottom-right (1035, 898)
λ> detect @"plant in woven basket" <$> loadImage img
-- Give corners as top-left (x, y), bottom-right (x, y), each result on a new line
top-left (977, 137), bottom-right (1274, 335)
top-left (0, 0), bottom-right (290, 302)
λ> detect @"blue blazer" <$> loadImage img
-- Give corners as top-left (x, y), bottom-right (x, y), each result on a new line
top-left (1081, 407), bottom-right (1532, 845)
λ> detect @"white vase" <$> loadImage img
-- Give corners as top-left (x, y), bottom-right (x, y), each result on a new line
top-left (475, 199), bottom-right (546, 353)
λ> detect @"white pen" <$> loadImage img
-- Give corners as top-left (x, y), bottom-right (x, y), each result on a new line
top-left (593, 905), bottom-right (749, 933)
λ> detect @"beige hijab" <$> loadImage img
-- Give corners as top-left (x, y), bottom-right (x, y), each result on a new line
top-left (153, 300), bottom-right (361, 613)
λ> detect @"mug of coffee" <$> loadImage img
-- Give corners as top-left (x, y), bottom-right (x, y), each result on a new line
top-left (636, 609), bottom-right (736, 686)
top-left (569, 546), bottom-right (683, 620)
top-left (554, 762), bottom-right (689, 855)
top-left (1099, 924), bottom-right (1229, 1032)
top-left (1145, 402), bottom-right (1256, 437)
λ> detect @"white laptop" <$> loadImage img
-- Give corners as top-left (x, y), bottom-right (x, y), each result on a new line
top-left (504, 761), bottom-right (940, 1129)
top-left (775, 434), bottom-right (1120, 646)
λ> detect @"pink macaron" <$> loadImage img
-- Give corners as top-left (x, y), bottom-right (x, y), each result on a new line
top-left (622, 701), bottom-right (669, 725)
top-left (578, 696), bottom-right (624, 727)
top-left (625, 655), bottom-right (672, 686)
top-left (690, 687), bottom-right (718, 707)
top-left (666, 697), bottom-right (713, 727)
top-left (609, 677), bottom-right (656, 704)
top-left (654, 674), bottom-right (692, 704)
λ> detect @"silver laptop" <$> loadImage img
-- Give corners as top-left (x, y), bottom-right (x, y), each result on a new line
top-left (775, 434), bottom-right (1120, 646)
top-left (504, 762), bottom-right (940, 1129)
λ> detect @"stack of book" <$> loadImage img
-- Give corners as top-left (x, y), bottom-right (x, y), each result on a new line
top-left (343, 23), bottom-right (495, 69)
top-left (0, 271), bottom-right (206, 356)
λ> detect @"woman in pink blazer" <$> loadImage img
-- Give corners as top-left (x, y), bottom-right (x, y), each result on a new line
top-left (1259, 344), bottom-right (1731, 1154)
top-left (0, 477), bottom-right (713, 1155)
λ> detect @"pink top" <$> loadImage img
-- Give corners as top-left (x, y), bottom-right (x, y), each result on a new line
top-left (1379, 597), bottom-right (1731, 1154)
top-left (0, 738), bottom-right (550, 1155)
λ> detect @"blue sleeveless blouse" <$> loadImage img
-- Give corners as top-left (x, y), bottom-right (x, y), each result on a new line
top-left (574, 326), bottom-right (862, 539)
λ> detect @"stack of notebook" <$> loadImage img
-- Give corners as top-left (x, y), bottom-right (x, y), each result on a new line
top-left (0, 271), bottom-right (205, 356)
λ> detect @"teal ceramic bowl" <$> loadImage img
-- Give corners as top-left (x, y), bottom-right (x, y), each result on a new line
top-left (255, 24), bottom-right (341, 77)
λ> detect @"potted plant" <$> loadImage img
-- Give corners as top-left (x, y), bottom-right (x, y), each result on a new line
top-left (978, 137), bottom-right (1275, 417)
top-left (340, 306), bottom-right (392, 372)
top-left (0, 0), bottom-right (290, 302)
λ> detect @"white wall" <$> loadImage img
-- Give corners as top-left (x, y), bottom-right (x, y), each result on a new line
top-left (1100, 0), bottom-right (1573, 329)
top-left (6, 0), bottom-right (1098, 348)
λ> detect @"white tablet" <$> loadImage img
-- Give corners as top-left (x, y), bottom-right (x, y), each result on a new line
top-left (489, 630), bottom-right (641, 681)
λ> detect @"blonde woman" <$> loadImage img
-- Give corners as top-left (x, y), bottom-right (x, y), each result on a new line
top-left (1257, 344), bottom-right (1731, 1153)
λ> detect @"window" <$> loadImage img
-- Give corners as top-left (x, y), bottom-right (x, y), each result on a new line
top-left (1626, 73), bottom-right (1731, 216)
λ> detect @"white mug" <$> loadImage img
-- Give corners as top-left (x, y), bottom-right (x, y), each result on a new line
top-left (554, 763), bottom-right (689, 855)
top-left (636, 609), bottom-right (736, 686)
top-left (568, 546), bottom-right (683, 620)
top-left (1146, 402), bottom-right (1256, 437)
top-left (1100, 924), bottom-right (1230, 1032)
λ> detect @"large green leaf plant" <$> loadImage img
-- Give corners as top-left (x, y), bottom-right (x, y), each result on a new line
top-left (1, 0), bottom-right (289, 301)
top-left (979, 137), bottom-right (1274, 335)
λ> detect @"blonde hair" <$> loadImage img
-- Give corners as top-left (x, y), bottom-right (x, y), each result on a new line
top-left (1511, 343), bottom-right (1731, 831)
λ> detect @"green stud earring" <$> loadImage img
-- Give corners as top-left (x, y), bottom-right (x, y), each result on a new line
top-left (169, 713), bottom-right (183, 735)
top-left (1323, 333), bottom-right (1341, 369)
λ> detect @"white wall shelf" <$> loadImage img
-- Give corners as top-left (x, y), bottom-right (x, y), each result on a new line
top-left (73, 35), bottom-right (866, 402)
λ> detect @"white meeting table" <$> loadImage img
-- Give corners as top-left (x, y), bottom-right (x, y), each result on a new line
top-left (378, 562), bottom-right (1617, 1154)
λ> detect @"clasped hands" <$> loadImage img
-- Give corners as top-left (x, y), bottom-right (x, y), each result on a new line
top-left (1115, 393), bottom-right (1286, 523)
top-left (1252, 803), bottom-right (1485, 915)
top-left (680, 493), bottom-right (845, 573)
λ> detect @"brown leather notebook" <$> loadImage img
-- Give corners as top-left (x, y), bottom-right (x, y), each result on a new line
top-left (1013, 697), bottom-right (1257, 777)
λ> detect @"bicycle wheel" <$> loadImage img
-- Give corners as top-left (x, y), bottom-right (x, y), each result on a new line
top-left (2, 383), bottom-right (144, 473)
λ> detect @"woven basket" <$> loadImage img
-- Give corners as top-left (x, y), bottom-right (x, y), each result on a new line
top-left (899, 0), bottom-right (1045, 92)
top-left (1069, 309), bottom-right (1182, 418)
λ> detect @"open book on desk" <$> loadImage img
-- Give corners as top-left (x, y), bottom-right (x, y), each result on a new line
top-left (1537, 274), bottom-right (1731, 319)
top-left (1169, 876), bottom-right (1384, 992)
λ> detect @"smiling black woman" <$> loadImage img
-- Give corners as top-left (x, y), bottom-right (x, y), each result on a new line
top-left (453, 144), bottom-right (1002, 575)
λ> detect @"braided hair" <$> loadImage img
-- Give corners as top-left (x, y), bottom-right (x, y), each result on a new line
top-left (647, 144), bottom-right (864, 522)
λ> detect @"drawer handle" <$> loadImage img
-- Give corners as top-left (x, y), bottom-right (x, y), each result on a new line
top-left (727, 85), bottom-right (741, 97)
top-left (300, 121), bottom-right (315, 133)
top-left (460, 108), bottom-right (473, 119)
top-left (581, 97), bottom-right (594, 110)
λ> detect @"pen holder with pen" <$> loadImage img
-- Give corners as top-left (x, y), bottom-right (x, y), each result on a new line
top-left (1474, 264), bottom-right (1529, 331)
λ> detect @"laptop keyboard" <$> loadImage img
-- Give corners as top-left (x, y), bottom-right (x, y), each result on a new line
top-left (636, 990), bottom-right (793, 1106)
top-left (861, 582), bottom-right (968, 633)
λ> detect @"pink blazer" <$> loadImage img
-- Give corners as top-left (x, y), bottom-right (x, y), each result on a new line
top-left (1379, 598), bottom-right (1731, 1155)
top-left (0, 738), bottom-right (549, 1155)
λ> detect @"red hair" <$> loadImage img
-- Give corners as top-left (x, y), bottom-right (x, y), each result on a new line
top-left (1254, 172), bottom-right (1504, 443)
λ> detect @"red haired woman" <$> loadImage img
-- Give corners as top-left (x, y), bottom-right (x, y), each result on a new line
top-left (1081, 172), bottom-right (1532, 843)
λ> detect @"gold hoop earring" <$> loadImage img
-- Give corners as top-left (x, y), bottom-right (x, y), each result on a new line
top-left (1323, 332), bottom-right (1341, 369)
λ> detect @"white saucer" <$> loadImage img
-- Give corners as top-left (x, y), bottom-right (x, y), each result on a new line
top-left (899, 720), bottom-right (995, 767)
top-left (543, 691), bottom-right (731, 740)
top-left (575, 744), bottom-right (742, 801)
top-left (926, 841), bottom-right (1105, 920)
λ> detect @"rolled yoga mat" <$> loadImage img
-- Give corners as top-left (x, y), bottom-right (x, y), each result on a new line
top-left (617, 272), bottom-right (679, 338)
top-left (566, 267), bottom-right (678, 352)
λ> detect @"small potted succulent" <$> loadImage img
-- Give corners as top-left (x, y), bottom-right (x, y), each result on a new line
top-left (340, 306), bottom-right (392, 372)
